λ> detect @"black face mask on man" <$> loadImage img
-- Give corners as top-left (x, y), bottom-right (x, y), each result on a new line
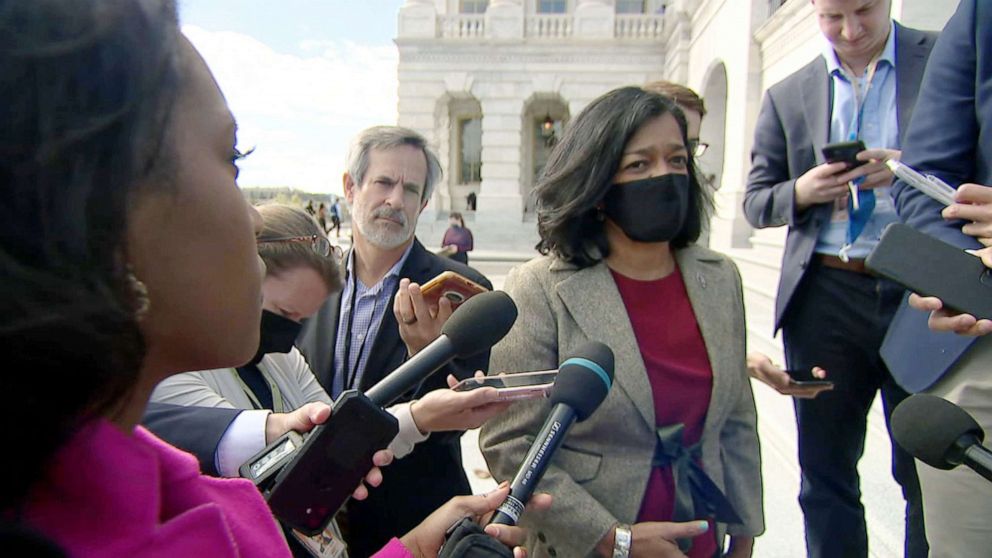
top-left (602, 173), bottom-right (690, 243)
top-left (249, 309), bottom-right (303, 365)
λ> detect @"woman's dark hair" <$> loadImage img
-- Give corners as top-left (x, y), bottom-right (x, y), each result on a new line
top-left (0, 0), bottom-right (182, 508)
top-left (535, 86), bottom-right (713, 267)
top-left (449, 211), bottom-right (465, 228)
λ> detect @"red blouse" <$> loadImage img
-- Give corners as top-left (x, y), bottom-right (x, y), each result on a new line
top-left (612, 267), bottom-right (717, 558)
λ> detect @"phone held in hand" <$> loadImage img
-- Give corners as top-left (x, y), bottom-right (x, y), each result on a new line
top-left (452, 370), bottom-right (559, 401)
top-left (822, 140), bottom-right (867, 169)
top-left (785, 367), bottom-right (834, 388)
top-left (420, 270), bottom-right (488, 309)
top-left (885, 160), bottom-right (956, 206)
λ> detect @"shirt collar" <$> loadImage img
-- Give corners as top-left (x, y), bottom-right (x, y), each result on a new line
top-left (822, 20), bottom-right (896, 76)
top-left (345, 240), bottom-right (416, 292)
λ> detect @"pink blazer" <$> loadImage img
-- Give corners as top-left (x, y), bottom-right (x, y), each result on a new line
top-left (22, 419), bottom-right (413, 558)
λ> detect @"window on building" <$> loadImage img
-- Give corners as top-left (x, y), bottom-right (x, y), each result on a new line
top-left (458, 117), bottom-right (483, 184)
top-left (615, 0), bottom-right (646, 14)
top-left (460, 0), bottom-right (488, 14)
top-left (537, 0), bottom-right (567, 14)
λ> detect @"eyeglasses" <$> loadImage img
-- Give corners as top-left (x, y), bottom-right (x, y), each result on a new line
top-left (256, 235), bottom-right (342, 259)
top-left (688, 139), bottom-right (709, 158)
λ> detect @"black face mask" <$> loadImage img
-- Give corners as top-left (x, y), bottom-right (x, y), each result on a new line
top-left (603, 173), bottom-right (690, 243)
top-left (249, 310), bottom-right (303, 365)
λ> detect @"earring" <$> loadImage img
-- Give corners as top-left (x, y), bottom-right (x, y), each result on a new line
top-left (595, 207), bottom-right (606, 222)
top-left (126, 267), bottom-right (150, 321)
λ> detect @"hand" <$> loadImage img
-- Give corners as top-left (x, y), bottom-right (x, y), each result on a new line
top-left (595, 520), bottom-right (711, 558)
top-left (410, 373), bottom-right (513, 433)
top-left (794, 161), bottom-right (851, 211)
top-left (263, 402), bottom-right (394, 500)
top-left (746, 352), bottom-right (832, 399)
top-left (942, 183), bottom-right (992, 246)
top-left (908, 291), bottom-right (992, 336)
top-left (834, 148), bottom-right (900, 190)
top-left (394, 277), bottom-right (453, 356)
top-left (399, 483), bottom-right (553, 558)
top-left (725, 535), bottom-right (754, 558)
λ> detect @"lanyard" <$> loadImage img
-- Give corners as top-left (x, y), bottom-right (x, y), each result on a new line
top-left (841, 57), bottom-right (881, 141)
top-left (341, 269), bottom-right (377, 393)
top-left (231, 365), bottom-right (285, 413)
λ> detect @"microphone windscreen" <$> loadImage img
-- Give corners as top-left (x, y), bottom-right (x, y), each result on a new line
top-left (550, 341), bottom-right (615, 421)
top-left (892, 394), bottom-right (984, 470)
top-left (440, 290), bottom-right (518, 358)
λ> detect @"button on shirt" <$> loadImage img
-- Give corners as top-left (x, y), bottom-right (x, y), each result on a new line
top-left (331, 244), bottom-right (414, 398)
top-left (815, 20), bottom-right (900, 259)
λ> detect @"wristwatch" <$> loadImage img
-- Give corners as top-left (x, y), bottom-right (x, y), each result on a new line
top-left (613, 523), bottom-right (632, 558)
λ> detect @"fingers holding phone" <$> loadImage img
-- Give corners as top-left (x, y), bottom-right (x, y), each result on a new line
top-left (794, 161), bottom-right (852, 211)
top-left (943, 183), bottom-right (992, 244)
top-left (410, 374), bottom-right (513, 433)
top-left (394, 277), bottom-right (454, 356)
top-left (841, 148), bottom-right (900, 189)
top-left (745, 352), bottom-right (833, 399)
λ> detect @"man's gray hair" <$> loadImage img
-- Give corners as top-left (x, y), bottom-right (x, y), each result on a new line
top-left (345, 125), bottom-right (443, 204)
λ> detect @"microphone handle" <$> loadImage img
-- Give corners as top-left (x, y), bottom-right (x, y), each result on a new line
top-left (365, 335), bottom-right (455, 407)
top-left (963, 443), bottom-right (992, 484)
top-left (489, 403), bottom-right (577, 526)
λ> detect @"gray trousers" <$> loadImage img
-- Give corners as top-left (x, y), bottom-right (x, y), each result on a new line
top-left (918, 335), bottom-right (992, 557)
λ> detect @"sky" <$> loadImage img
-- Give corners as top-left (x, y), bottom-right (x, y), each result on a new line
top-left (178, 0), bottom-right (408, 195)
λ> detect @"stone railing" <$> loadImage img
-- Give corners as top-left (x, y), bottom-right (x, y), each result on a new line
top-left (614, 14), bottom-right (665, 39)
top-left (526, 14), bottom-right (572, 38)
top-left (440, 14), bottom-right (485, 38)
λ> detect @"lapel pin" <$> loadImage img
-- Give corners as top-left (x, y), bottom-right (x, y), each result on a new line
top-left (696, 272), bottom-right (707, 289)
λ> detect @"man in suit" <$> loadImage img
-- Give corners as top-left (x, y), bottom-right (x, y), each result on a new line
top-left (883, 0), bottom-right (992, 554)
top-left (297, 125), bottom-right (492, 558)
top-left (742, 2), bottom-right (936, 556)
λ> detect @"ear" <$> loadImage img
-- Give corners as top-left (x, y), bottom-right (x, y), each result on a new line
top-left (343, 173), bottom-right (357, 204)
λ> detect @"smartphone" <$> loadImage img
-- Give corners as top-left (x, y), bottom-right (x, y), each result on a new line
top-left (866, 223), bottom-right (992, 320)
top-left (452, 370), bottom-right (558, 401)
top-left (822, 140), bottom-right (867, 169)
top-left (265, 390), bottom-right (399, 535)
top-left (785, 368), bottom-right (834, 388)
top-left (420, 270), bottom-right (488, 309)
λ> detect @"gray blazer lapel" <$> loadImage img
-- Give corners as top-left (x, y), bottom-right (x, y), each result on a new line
top-left (554, 261), bottom-right (656, 429)
top-left (802, 59), bottom-right (832, 162)
top-left (676, 248), bottom-right (735, 428)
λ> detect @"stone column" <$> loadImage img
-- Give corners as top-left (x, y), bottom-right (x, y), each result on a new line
top-left (477, 96), bottom-right (525, 222)
top-left (486, 0), bottom-right (524, 40)
top-left (398, 0), bottom-right (437, 39)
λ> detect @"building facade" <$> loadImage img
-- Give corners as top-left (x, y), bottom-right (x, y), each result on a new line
top-left (397, 0), bottom-right (957, 354)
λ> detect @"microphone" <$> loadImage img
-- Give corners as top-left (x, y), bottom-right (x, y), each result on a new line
top-left (489, 341), bottom-right (615, 526)
top-left (257, 290), bottom-right (518, 535)
top-left (365, 290), bottom-right (518, 406)
top-left (892, 394), bottom-right (992, 483)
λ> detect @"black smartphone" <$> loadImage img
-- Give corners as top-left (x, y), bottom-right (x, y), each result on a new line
top-left (265, 390), bottom-right (399, 535)
top-left (785, 368), bottom-right (834, 387)
top-left (866, 223), bottom-right (992, 320)
top-left (822, 140), bottom-right (867, 169)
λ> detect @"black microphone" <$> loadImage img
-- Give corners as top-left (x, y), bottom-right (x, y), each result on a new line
top-left (892, 394), bottom-right (992, 483)
top-left (365, 290), bottom-right (518, 406)
top-left (489, 341), bottom-right (615, 526)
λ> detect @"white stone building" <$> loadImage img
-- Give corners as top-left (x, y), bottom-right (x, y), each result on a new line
top-left (397, 0), bottom-right (958, 354)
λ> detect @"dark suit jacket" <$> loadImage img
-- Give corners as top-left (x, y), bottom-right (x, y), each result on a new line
top-left (882, 0), bottom-right (992, 391)
top-left (141, 402), bottom-right (242, 477)
top-left (297, 238), bottom-right (492, 558)
top-left (743, 22), bottom-right (937, 331)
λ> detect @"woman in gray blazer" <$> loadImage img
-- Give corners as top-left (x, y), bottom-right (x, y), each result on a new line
top-left (480, 87), bottom-right (763, 558)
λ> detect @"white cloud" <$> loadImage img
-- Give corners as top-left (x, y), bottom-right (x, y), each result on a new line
top-left (182, 24), bottom-right (399, 194)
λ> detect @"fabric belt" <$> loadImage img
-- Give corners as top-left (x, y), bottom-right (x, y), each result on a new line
top-left (652, 424), bottom-right (742, 553)
top-left (816, 254), bottom-right (871, 275)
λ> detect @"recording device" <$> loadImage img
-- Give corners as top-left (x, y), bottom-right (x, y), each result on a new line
top-left (451, 370), bottom-right (558, 401)
top-left (488, 342), bottom-right (615, 526)
top-left (822, 140), bottom-right (867, 169)
top-left (421, 270), bottom-right (489, 309)
top-left (886, 160), bottom-right (956, 206)
top-left (892, 394), bottom-right (992, 484)
top-left (243, 290), bottom-right (519, 535)
top-left (865, 223), bottom-right (992, 320)
top-left (785, 367), bottom-right (833, 388)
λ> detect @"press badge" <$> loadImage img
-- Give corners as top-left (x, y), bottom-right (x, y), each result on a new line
top-left (292, 521), bottom-right (348, 558)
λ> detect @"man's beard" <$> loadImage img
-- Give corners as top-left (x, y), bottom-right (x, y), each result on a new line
top-left (353, 202), bottom-right (414, 249)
